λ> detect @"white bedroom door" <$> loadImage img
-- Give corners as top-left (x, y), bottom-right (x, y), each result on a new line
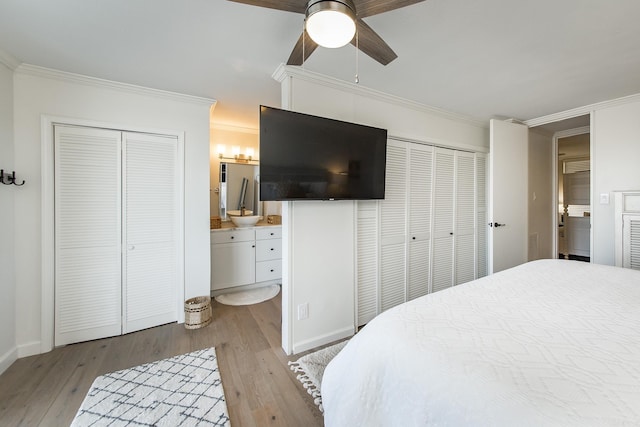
top-left (489, 119), bottom-right (528, 274)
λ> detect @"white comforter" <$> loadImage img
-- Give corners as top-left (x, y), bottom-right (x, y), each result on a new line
top-left (322, 260), bottom-right (640, 426)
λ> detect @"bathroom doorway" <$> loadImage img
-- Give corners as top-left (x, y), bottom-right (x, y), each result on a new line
top-left (557, 131), bottom-right (591, 261)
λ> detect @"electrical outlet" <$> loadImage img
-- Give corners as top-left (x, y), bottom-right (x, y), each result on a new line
top-left (297, 303), bottom-right (309, 320)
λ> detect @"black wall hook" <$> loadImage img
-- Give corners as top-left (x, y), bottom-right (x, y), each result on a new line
top-left (0, 169), bottom-right (25, 186)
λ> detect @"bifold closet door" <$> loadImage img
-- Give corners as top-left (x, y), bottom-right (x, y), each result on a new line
top-left (454, 151), bottom-right (476, 285)
top-left (54, 126), bottom-right (122, 346)
top-left (476, 154), bottom-right (489, 278)
top-left (407, 144), bottom-right (433, 301)
top-left (380, 140), bottom-right (407, 312)
top-left (55, 126), bottom-right (179, 345)
top-left (123, 132), bottom-right (178, 333)
top-left (431, 148), bottom-right (455, 293)
top-left (622, 215), bottom-right (640, 270)
top-left (357, 200), bottom-right (379, 326)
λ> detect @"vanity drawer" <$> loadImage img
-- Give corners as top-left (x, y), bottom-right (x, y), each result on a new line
top-left (256, 260), bottom-right (281, 283)
top-left (211, 228), bottom-right (255, 244)
top-left (256, 227), bottom-right (282, 240)
top-left (256, 239), bottom-right (282, 261)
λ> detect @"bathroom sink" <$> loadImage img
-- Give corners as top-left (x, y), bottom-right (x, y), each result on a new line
top-left (227, 209), bottom-right (253, 216)
top-left (229, 215), bottom-right (261, 228)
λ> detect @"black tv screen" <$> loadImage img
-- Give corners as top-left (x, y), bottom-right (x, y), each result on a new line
top-left (259, 106), bottom-right (387, 201)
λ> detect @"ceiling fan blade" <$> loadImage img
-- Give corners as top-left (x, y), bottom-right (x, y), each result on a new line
top-left (227, 0), bottom-right (306, 14)
top-left (354, 0), bottom-right (426, 18)
top-left (287, 31), bottom-right (319, 65)
top-left (352, 18), bottom-right (397, 65)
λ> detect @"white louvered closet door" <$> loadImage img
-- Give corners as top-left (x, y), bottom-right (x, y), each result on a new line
top-left (123, 132), bottom-right (178, 333)
top-left (431, 147), bottom-right (455, 293)
top-left (407, 144), bottom-right (433, 301)
top-left (54, 126), bottom-right (122, 346)
top-left (380, 140), bottom-right (407, 312)
top-left (356, 200), bottom-right (379, 326)
top-left (454, 151), bottom-right (476, 285)
top-left (475, 153), bottom-right (489, 278)
top-left (623, 215), bottom-right (640, 270)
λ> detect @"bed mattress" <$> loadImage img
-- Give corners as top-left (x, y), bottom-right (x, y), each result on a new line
top-left (322, 260), bottom-right (640, 426)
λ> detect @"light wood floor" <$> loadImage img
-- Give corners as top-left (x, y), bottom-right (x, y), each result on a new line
top-left (0, 293), bottom-right (324, 426)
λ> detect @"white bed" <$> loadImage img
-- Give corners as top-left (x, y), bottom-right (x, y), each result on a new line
top-left (322, 260), bottom-right (640, 426)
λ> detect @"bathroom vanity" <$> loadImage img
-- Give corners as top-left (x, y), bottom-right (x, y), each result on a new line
top-left (210, 223), bottom-right (282, 294)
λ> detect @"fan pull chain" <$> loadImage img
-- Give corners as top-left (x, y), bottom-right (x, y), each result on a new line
top-left (355, 27), bottom-right (359, 84)
top-left (302, 19), bottom-right (306, 69)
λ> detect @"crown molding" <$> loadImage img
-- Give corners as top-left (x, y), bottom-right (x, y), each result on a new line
top-left (15, 63), bottom-right (216, 106)
top-left (525, 92), bottom-right (640, 128)
top-left (0, 49), bottom-right (20, 70)
top-left (211, 123), bottom-right (259, 134)
top-left (272, 64), bottom-right (487, 129)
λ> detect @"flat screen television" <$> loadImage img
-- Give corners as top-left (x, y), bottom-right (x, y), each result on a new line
top-left (259, 106), bottom-right (387, 201)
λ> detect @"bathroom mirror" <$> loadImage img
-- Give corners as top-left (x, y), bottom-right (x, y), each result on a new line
top-left (219, 162), bottom-right (260, 220)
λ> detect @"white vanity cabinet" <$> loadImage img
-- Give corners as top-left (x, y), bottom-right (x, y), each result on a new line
top-left (211, 228), bottom-right (256, 291)
top-left (211, 225), bottom-right (282, 292)
top-left (255, 227), bottom-right (282, 283)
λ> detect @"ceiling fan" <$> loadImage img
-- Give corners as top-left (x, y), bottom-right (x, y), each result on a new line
top-left (228, 0), bottom-right (426, 66)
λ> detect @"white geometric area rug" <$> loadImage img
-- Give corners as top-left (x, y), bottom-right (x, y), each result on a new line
top-left (72, 347), bottom-right (230, 426)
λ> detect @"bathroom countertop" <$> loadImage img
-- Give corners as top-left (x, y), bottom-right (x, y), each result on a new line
top-left (210, 219), bottom-right (281, 231)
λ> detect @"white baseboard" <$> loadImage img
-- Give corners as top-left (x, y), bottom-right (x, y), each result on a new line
top-left (291, 326), bottom-right (354, 355)
top-left (0, 346), bottom-right (18, 376)
top-left (17, 340), bottom-right (42, 358)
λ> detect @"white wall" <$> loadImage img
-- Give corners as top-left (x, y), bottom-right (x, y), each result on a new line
top-left (275, 66), bottom-right (488, 354)
top-left (283, 201), bottom-right (356, 352)
top-left (13, 66), bottom-right (213, 356)
top-left (0, 60), bottom-right (17, 374)
top-left (528, 129), bottom-right (554, 260)
top-left (592, 99), bottom-right (640, 264)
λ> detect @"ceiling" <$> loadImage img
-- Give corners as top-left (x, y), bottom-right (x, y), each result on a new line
top-left (1, 0), bottom-right (639, 130)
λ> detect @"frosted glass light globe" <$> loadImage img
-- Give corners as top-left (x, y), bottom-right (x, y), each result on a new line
top-left (306, 4), bottom-right (356, 48)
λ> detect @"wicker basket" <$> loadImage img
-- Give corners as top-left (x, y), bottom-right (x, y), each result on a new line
top-left (210, 216), bottom-right (221, 229)
top-left (267, 214), bottom-right (282, 225)
top-left (184, 296), bottom-right (212, 329)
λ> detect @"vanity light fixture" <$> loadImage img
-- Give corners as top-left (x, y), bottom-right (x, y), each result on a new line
top-left (217, 144), bottom-right (258, 164)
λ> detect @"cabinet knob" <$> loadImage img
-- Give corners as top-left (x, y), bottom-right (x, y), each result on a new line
top-left (252, 245), bottom-right (255, 248)
top-left (270, 269), bottom-right (274, 272)
top-left (449, 232), bottom-right (454, 235)
top-left (270, 248), bottom-right (274, 251)
top-left (412, 237), bottom-right (416, 240)
top-left (230, 236), bottom-right (234, 239)
top-left (270, 232), bottom-right (274, 236)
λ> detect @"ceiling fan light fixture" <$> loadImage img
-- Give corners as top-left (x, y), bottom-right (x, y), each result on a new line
top-left (306, 0), bottom-right (356, 49)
